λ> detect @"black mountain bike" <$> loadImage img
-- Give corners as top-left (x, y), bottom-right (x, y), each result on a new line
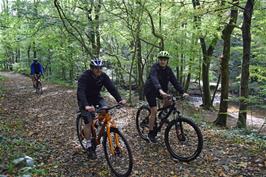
top-left (136, 96), bottom-right (203, 162)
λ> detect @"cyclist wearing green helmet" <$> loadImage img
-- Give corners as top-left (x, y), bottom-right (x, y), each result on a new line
top-left (144, 51), bottom-right (186, 143)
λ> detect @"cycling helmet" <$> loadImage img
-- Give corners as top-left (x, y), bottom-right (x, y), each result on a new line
top-left (157, 51), bottom-right (170, 59)
top-left (90, 58), bottom-right (104, 68)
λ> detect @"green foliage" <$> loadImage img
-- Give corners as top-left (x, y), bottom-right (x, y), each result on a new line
top-left (48, 78), bottom-right (76, 88)
top-left (0, 76), bottom-right (5, 97)
top-left (223, 128), bottom-right (266, 153)
top-left (0, 115), bottom-right (49, 176)
top-left (12, 62), bottom-right (30, 75)
top-left (0, 0), bottom-right (265, 104)
top-left (0, 136), bottom-right (48, 176)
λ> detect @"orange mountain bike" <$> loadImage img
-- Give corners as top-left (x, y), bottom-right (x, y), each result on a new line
top-left (76, 104), bottom-right (133, 177)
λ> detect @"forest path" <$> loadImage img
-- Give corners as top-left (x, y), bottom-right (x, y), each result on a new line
top-left (0, 72), bottom-right (265, 177)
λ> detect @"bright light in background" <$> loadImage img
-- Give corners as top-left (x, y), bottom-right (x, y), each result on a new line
top-left (0, 1), bottom-right (3, 13)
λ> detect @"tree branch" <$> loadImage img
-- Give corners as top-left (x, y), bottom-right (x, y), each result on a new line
top-left (140, 38), bottom-right (161, 49)
top-left (54, 0), bottom-right (92, 56)
top-left (144, 8), bottom-right (164, 50)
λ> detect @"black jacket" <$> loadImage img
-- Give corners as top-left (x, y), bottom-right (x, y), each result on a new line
top-left (144, 63), bottom-right (184, 95)
top-left (77, 70), bottom-right (122, 108)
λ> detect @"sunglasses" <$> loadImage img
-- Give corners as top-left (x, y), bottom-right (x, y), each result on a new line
top-left (159, 58), bottom-right (169, 61)
top-left (92, 66), bottom-right (103, 70)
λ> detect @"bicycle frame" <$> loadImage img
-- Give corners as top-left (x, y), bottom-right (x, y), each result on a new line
top-left (156, 97), bottom-right (181, 133)
top-left (33, 74), bottom-right (41, 84)
top-left (92, 106), bottom-right (121, 156)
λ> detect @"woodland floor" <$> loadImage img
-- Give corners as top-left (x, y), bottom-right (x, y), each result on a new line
top-left (0, 72), bottom-right (265, 177)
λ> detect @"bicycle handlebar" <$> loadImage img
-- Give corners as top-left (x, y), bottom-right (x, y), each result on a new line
top-left (96, 104), bottom-right (123, 113)
top-left (165, 95), bottom-right (186, 102)
top-left (76, 104), bottom-right (123, 114)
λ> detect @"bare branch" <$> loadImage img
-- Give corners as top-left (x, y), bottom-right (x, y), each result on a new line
top-left (140, 38), bottom-right (161, 49)
top-left (226, 0), bottom-right (245, 11)
top-left (54, 0), bottom-right (92, 56)
top-left (105, 51), bottom-right (137, 81)
top-left (144, 8), bottom-right (164, 50)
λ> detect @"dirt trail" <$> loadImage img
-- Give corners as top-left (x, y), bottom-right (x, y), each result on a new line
top-left (0, 72), bottom-right (265, 177)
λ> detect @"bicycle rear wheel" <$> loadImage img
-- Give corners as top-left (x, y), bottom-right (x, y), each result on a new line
top-left (103, 127), bottom-right (133, 177)
top-left (165, 117), bottom-right (203, 162)
top-left (136, 105), bottom-right (150, 140)
top-left (76, 114), bottom-right (87, 151)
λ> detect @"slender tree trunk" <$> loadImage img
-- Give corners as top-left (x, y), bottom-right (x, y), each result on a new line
top-left (62, 66), bottom-right (66, 80)
top-left (176, 65), bottom-right (180, 83)
top-left (193, 0), bottom-right (218, 109)
top-left (215, 0), bottom-right (239, 126)
top-left (27, 45), bottom-right (31, 65)
top-left (184, 73), bottom-right (191, 92)
top-left (201, 50), bottom-right (211, 108)
top-left (200, 37), bottom-right (217, 109)
top-left (237, 0), bottom-right (254, 128)
top-left (47, 48), bottom-right (52, 77)
top-left (179, 54), bottom-right (184, 85)
top-left (33, 41), bottom-right (37, 59)
top-left (198, 49), bottom-right (203, 97)
top-left (86, 1), bottom-right (96, 56)
top-left (95, 0), bottom-right (102, 56)
top-left (136, 31), bottom-right (144, 100)
top-left (128, 39), bottom-right (137, 105)
top-left (15, 48), bottom-right (20, 63)
top-left (211, 74), bottom-right (221, 105)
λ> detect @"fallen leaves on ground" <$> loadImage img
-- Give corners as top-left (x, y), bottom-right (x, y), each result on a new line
top-left (0, 72), bottom-right (265, 177)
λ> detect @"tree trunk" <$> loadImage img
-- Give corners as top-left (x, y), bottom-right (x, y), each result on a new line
top-left (15, 48), bottom-right (20, 63)
top-left (179, 54), bottom-right (184, 85)
top-left (192, 0), bottom-right (218, 109)
top-left (184, 73), bottom-right (191, 92)
top-left (62, 66), bottom-right (66, 80)
top-left (216, 45), bottom-right (230, 126)
top-left (176, 65), bottom-right (180, 83)
top-left (237, 0), bottom-right (254, 128)
top-left (128, 39), bottom-right (137, 105)
top-left (215, 0), bottom-right (239, 127)
top-left (199, 37), bottom-right (217, 109)
top-left (47, 48), bottom-right (52, 77)
top-left (33, 41), bottom-right (37, 59)
top-left (201, 52), bottom-right (211, 108)
top-left (95, 0), bottom-right (102, 56)
top-left (211, 74), bottom-right (221, 105)
top-left (27, 45), bottom-right (31, 65)
top-left (136, 31), bottom-right (144, 100)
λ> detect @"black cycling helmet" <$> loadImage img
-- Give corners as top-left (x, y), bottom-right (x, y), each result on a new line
top-left (157, 51), bottom-right (170, 59)
top-left (90, 58), bottom-right (104, 68)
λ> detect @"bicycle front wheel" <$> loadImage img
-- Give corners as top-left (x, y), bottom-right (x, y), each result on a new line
top-left (136, 105), bottom-right (150, 141)
top-left (76, 114), bottom-right (86, 151)
top-left (103, 128), bottom-right (133, 177)
top-left (36, 81), bottom-right (43, 94)
top-left (165, 117), bottom-right (203, 162)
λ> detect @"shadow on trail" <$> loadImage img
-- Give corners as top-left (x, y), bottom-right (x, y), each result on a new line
top-left (0, 72), bottom-right (265, 177)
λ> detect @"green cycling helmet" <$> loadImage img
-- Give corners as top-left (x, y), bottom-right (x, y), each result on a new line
top-left (157, 51), bottom-right (170, 59)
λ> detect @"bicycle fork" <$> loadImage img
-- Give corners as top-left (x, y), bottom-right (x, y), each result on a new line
top-left (106, 122), bottom-right (121, 156)
top-left (175, 120), bottom-right (186, 141)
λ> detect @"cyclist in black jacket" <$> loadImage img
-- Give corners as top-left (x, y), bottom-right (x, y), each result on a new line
top-left (77, 58), bottom-right (126, 159)
top-left (144, 51), bottom-right (186, 143)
